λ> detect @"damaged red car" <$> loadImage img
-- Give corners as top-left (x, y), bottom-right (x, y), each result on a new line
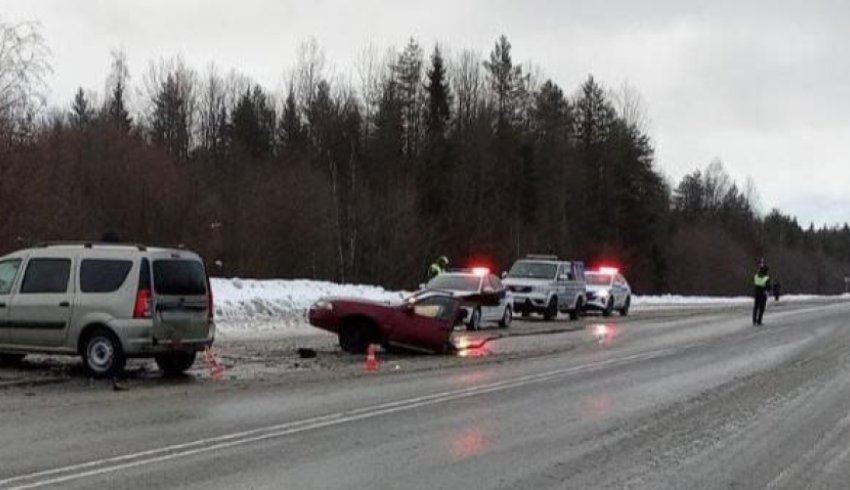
top-left (307, 291), bottom-right (465, 354)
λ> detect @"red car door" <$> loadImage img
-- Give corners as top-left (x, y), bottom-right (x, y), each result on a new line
top-left (389, 295), bottom-right (459, 353)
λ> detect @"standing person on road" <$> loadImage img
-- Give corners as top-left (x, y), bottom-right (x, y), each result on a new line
top-left (428, 256), bottom-right (449, 281)
top-left (753, 264), bottom-right (772, 325)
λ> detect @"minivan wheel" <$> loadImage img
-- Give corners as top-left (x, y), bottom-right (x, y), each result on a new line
top-left (0, 353), bottom-right (26, 366)
top-left (156, 351), bottom-right (197, 376)
top-left (82, 328), bottom-right (125, 378)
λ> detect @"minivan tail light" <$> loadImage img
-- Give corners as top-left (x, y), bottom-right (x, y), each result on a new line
top-left (134, 288), bottom-right (152, 318)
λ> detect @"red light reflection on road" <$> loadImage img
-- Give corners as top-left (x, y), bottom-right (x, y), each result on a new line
top-left (450, 427), bottom-right (490, 460)
top-left (457, 347), bottom-right (490, 358)
top-left (588, 323), bottom-right (619, 346)
top-left (583, 394), bottom-right (613, 419)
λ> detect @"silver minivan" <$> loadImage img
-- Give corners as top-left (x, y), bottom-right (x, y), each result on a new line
top-left (0, 242), bottom-right (215, 377)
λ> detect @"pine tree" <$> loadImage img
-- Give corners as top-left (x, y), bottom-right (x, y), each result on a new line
top-left (394, 38), bottom-right (424, 158)
top-left (484, 35), bottom-right (526, 133)
top-left (151, 74), bottom-right (190, 160)
top-left (69, 88), bottom-right (95, 128)
top-left (279, 87), bottom-right (305, 153)
top-left (424, 46), bottom-right (451, 137)
top-left (231, 86), bottom-right (276, 159)
top-left (104, 51), bottom-right (132, 132)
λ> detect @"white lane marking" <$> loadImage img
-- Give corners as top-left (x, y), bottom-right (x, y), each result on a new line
top-left (1, 347), bottom-right (681, 490)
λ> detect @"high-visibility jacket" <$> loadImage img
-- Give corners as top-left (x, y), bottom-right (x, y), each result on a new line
top-left (428, 263), bottom-right (445, 280)
top-left (754, 273), bottom-right (771, 297)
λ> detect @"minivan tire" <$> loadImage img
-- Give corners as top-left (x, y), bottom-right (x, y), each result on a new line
top-left (81, 328), bottom-right (126, 378)
top-left (156, 351), bottom-right (197, 376)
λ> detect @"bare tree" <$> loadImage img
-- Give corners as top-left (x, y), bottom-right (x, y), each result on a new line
top-left (197, 63), bottom-right (228, 153)
top-left (0, 19), bottom-right (50, 146)
top-left (293, 38), bottom-right (327, 110)
top-left (450, 49), bottom-right (483, 133)
top-left (610, 80), bottom-right (650, 133)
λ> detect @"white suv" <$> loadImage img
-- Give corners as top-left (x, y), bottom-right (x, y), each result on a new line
top-left (0, 242), bottom-right (215, 377)
top-left (502, 255), bottom-right (587, 321)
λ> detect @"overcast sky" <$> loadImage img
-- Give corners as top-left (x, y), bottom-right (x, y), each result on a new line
top-left (4, 0), bottom-right (848, 226)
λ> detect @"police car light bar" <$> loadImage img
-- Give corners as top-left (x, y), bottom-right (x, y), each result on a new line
top-left (598, 267), bottom-right (619, 275)
top-left (471, 267), bottom-right (490, 276)
top-left (525, 254), bottom-right (559, 260)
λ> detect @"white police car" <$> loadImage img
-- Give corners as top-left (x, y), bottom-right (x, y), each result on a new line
top-left (424, 268), bottom-right (513, 331)
top-left (584, 267), bottom-right (631, 316)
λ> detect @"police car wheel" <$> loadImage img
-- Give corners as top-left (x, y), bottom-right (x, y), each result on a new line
top-left (467, 308), bottom-right (481, 331)
top-left (602, 298), bottom-right (614, 317)
top-left (499, 307), bottom-right (512, 329)
top-left (619, 296), bottom-right (631, 316)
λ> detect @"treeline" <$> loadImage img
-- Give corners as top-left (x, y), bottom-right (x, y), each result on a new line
top-left (0, 22), bottom-right (847, 294)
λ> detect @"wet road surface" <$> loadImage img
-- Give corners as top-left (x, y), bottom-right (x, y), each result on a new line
top-left (1, 300), bottom-right (849, 489)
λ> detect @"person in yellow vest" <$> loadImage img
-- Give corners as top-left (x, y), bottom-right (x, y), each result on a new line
top-left (427, 256), bottom-right (449, 281)
top-left (753, 264), bottom-right (771, 325)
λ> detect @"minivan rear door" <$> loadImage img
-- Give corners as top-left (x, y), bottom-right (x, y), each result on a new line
top-left (149, 252), bottom-right (211, 347)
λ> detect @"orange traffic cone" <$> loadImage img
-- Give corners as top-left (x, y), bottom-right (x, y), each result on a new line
top-left (365, 344), bottom-right (379, 373)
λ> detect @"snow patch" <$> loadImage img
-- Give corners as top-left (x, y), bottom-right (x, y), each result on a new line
top-left (212, 278), bottom-right (403, 339)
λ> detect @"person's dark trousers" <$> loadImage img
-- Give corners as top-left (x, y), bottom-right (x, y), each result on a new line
top-left (753, 294), bottom-right (767, 325)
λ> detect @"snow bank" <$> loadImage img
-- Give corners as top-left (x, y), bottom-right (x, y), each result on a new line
top-left (632, 294), bottom-right (827, 308)
top-left (211, 277), bottom-right (846, 339)
top-left (211, 278), bottom-right (403, 338)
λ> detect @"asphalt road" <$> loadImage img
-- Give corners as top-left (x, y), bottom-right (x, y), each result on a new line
top-left (1, 300), bottom-right (849, 489)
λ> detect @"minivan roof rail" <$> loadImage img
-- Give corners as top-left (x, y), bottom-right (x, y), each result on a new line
top-left (34, 241), bottom-right (148, 251)
top-left (525, 254), bottom-right (559, 260)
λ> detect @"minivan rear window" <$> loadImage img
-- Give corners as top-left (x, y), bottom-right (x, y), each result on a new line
top-left (80, 259), bottom-right (133, 293)
top-left (153, 260), bottom-right (207, 296)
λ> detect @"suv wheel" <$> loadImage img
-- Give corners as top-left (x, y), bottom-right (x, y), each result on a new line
top-left (620, 296), bottom-right (631, 316)
top-left (569, 298), bottom-right (584, 321)
top-left (0, 353), bottom-right (26, 366)
top-left (467, 308), bottom-right (481, 331)
top-left (156, 351), bottom-right (198, 376)
top-left (543, 298), bottom-right (558, 321)
top-left (81, 328), bottom-right (126, 378)
top-left (499, 306), bottom-right (512, 329)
